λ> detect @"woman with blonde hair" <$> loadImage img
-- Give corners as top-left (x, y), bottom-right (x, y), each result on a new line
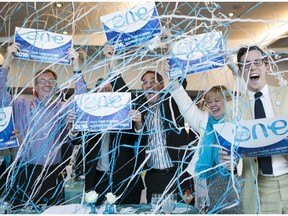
top-left (169, 81), bottom-right (243, 214)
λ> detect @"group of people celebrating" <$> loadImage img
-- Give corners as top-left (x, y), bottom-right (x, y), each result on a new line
top-left (0, 38), bottom-right (287, 214)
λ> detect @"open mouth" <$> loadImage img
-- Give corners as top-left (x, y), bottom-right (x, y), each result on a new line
top-left (250, 73), bottom-right (260, 81)
top-left (211, 108), bottom-right (219, 114)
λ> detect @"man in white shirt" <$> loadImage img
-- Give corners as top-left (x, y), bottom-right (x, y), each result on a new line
top-left (221, 45), bottom-right (288, 214)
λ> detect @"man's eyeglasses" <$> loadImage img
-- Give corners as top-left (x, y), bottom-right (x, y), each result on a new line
top-left (239, 58), bottom-right (265, 69)
top-left (37, 79), bottom-right (56, 85)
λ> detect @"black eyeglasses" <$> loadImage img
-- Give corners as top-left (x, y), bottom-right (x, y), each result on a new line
top-left (37, 79), bottom-right (56, 85)
top-left (239, 58), bottom-right (265, 69)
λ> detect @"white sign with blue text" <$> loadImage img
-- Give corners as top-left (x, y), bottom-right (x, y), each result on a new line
top-left (169, 31), bottom-right (225, 79)
top-left (100, 2), bottom-right (161, 50)
top-left (73, 92), bottom-right (132, 131)
top-left (0, 107), bottom-right (19, 150)
top-left (214, 115), bottom-right (288, 158)
top-left (14, 27), bottom-right (72, 65)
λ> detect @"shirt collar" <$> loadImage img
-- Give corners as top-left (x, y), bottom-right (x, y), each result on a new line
top-left (247, 84), bottom-right (269, 100)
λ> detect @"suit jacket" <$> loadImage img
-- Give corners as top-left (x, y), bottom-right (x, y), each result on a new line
top-left (75, 129), bottom-right (144, 195)
top-left (225, 85), bottom-right (288, 214)
top-left (72, 74), bottom-right (144, 202)
top-left (136, 89), bottom-right (194, 170)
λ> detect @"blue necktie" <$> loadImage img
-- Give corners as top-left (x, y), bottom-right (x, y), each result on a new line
top-left (254, 92), bottom-right (273, 174)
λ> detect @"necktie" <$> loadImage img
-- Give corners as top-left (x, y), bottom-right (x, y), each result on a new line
top-left (254, 92), bottom-right (273, 174)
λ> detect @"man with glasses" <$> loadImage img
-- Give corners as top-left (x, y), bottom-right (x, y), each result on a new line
top-left (220, 45), bottom-right (288, 214)
top-left (103, 45), bottom-right (195, 204)
top-left (0, 43), bottom-right (79, 209)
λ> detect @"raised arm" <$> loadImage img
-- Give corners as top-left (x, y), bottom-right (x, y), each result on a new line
top-left (0, 43), bottom-right (21, 106)
top-left (103, 45), bottom-right (130, 93)
top-left (164, 60), bottom-right (208, 134)
top-left (67, 48), bottom-right (87, 95)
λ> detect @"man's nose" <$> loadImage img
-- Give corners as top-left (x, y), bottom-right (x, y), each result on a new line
top-left (250, 62), bottom-right (257, 70)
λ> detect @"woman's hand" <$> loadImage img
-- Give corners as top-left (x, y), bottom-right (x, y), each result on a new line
top-left (219, 149), bottom-right (236, 170)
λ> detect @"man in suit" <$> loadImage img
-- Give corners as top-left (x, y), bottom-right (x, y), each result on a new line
top-left (72, 71), bottom-right (144, 205)
top-left (221, 45), bottom-right (288, 214)
top-left (132, 70), bottom-right (194, 203)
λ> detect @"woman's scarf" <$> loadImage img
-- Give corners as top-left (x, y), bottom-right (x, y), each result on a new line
top-left (195, 115), bottom-right (226, 180)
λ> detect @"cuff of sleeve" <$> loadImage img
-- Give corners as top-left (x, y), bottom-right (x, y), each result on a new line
top-left (68, 130), bottom-right (78, 139)
top-left (134, 127), bottom-right (143, 133)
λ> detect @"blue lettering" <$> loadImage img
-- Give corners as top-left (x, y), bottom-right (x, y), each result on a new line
top-left (137, 7), bottom-right (148, 20)
top-left (252, 123), bottom-right (269, 139)
top-left (234, 125), bottom-right (250, 142)
top-left (233, 119), bottom-right (288, 144)
top-left (112, 6), bottom-right (149, 29)
top-left (268, 119), bottom-right (288, 135)
top-left (25, 31), bottom-right (64, 44)
top-left (82, 94), bottom-right (124, 110)
top-left (125, 11), bottom-right (137, 26)
top-left (109, 95), bottom-right (121, 108)
top-left (97, 95), bottom-right (108, 108)
top-left (113, 15), bottom-right (125, 28)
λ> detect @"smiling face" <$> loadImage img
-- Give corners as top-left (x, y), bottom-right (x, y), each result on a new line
top-left (35, 72), bottom-right (57, 101)
top-left (238, 49), bottom-right (269, 92)
top-left (205, 94), bottom-right (225, 120)
top-left (204, 85), bottom-right (231, 120)
top-left (141, 72), bottom-right (164, 105)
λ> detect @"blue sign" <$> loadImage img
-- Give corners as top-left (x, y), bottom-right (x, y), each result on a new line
top-left (100, 2), bottom-right (161, 50)
top-left (0, 107), bottom-right (19, 150)
top-left (214, 115), bottom-right (288, 158)
top-left (169, 31), bottom-right (225, 79)
top-left (14, 27), bottom-right (72, 65)
top-left (73, 92), bottom-right (132, 131)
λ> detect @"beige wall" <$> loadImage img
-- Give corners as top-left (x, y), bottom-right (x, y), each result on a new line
top-left (3, 48), bottom-right (288, 99)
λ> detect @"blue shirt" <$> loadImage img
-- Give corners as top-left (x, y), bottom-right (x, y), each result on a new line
top-left (0, 67), bottom-right (76, 165)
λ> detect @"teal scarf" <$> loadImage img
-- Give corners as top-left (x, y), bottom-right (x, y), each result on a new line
top-left (195, 115), bottom-right (226, 179)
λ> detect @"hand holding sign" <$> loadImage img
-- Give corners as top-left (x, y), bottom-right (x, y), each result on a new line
top-left (128, 109), bottom-right (142, 131)
top-left (2, 43), bottom-right (21, 68)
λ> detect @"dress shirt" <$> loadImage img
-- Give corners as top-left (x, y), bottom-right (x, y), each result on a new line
top-left (0, 67), bottom-right (72, 165)
top-left (247, 85), bottom-right (288, 176)
top-left (96, 133), bottom-right (111, 172)
top-left (145, 104), bottom-right (174, 170)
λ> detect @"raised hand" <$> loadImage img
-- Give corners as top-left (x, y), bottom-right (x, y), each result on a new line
top-left (103, 45), bottom-right (115, 59)
top-left (67, 48), bottom-right (81, 71)
top-left (2, 43), bottom-right (21, 68)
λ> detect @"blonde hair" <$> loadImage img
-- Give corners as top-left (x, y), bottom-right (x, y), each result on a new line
top-left (204, 85), bottom-right (232, 103)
